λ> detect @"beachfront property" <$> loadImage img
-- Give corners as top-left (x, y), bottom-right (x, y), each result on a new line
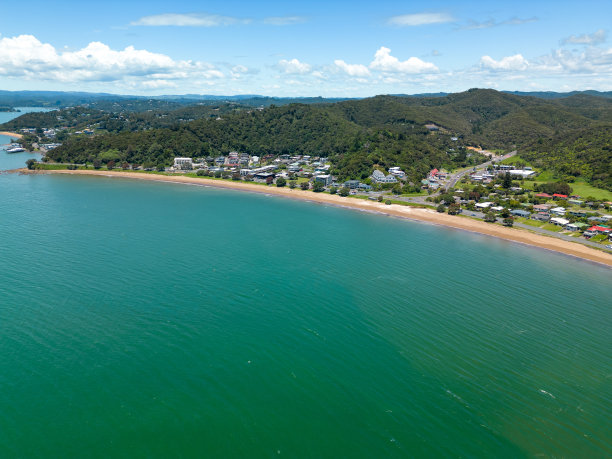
top-left (314, 174), bottom-right (333, 187)
top-left (371, 169), bottom-right (397, 184)
top-left (511, 209), bottom-right (531, 218)
top-left (565, 222), bottom-right (588, 232)
top-left (550, 217), bottom-right (570, 226)
top-left (173, 157), bottom-right (193, 170)
top-left (253, 172), bottom-right (275, 184)
top-left (475, 202), bottom-right (493, 210)
top-left (532, 213), bottom-right (551, 222)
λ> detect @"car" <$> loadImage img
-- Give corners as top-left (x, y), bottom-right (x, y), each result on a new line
top-left (605, 244), bottom-right (612, 249)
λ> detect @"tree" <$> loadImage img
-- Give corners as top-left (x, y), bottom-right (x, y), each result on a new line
top-left (107, 160), bottom-right (115, 170)
top-left (447, 203), bottom-right (461, 215)
top-left (289, 180), bottom-right (297, 189)
top-left (377, 195), bottom-right (383, 202)
top-left (484, 212), bottom-right (497, 223)
top-left (93, 159), bottom-right (101, 169)
top-left (437, 204), bottom-right (446, 213)
top-left (156, 163), bottom-right (165, 172)
top-left (25, 159), bottom-right (37, 170)
top-left (196, 169), bottom-right (206, 176)
top-left (329, 186), bottom-right (337, 195)
top-left (503, 217), bottom-right (514, 227)
top-left (300, 181), bottom-right (310, 190)
top-left (339, 187), bottom-right (350, 197)
top-left (502, 172), bottom-right (512, 189)
top-left (312, 181), bottom-right (325, 192)
top-left (276, 177), bottom-right (286, 187)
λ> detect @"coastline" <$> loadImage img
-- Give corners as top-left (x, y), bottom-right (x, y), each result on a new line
top-left (17, 168), bottom-right (612, 267)
top-left (0, 131), bottom-right (23, 139)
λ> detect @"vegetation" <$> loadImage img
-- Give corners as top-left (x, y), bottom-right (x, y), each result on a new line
top-left (4, 88), bottom-right (610, 191)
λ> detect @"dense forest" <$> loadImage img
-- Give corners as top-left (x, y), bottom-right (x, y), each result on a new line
top-left (4, 89), bottom-right (611, 189)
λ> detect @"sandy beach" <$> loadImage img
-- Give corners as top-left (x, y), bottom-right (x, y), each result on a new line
top-left (17, 168), bottom-right (612, 267)
top-left (0, 131), bottom-right (23, 139)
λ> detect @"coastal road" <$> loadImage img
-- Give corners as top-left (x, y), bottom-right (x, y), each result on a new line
top-left (445, 150), bottom-right (517, 189)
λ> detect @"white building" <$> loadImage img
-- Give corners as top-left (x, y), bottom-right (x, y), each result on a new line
top-left (174, 157), bottom-right (193, 170)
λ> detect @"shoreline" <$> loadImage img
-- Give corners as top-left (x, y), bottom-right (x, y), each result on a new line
top-left (0, 131), bottom-right (23, 139)
top-left (16, 168), bottom-right (612, 267)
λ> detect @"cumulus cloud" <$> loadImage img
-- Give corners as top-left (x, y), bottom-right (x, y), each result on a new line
top-left (278, 58), bottom-right (311, 74)
top-left (370, 47), bottom-right (438, 73)
top-left (334, 59), bottom-right (370, 76)
top-left (131, 13), bottom-right (248, 27)
top-left (480, 54), bottom-right (529, 71)
top-left (561, 29), bottom-right (606, 45)
top-left (263, 16), bottom-right (306, 25)
top-left (0, 34), bottom-right (225, 86)
top-left (388, 12), bottom-right (454, 26)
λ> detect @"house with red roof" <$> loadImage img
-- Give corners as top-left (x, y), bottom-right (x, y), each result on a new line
top-left (552, 193), bottom-right (568, 200)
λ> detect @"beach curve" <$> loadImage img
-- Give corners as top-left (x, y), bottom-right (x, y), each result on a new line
top-left (16, 168), bottom-right (612, 268)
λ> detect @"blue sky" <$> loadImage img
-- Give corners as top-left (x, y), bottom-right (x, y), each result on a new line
top-left (0, 0), bottom-right (610, 96)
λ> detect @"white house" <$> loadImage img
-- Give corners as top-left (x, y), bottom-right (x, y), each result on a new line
top-left (550, 217), bottom-right (570, 226)
top-left (173, 157), bottom-right (193, 170)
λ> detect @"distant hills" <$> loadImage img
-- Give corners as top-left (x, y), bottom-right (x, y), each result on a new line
top-left (1, 88), bottom-right (611, 109)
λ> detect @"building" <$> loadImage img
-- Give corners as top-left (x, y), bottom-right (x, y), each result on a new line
top-left (550, 207), bottom-right (566, 216)
top-left (371, 169), bottom-right (397, 184)
top-left (532, 213), bottom-right (550, 222)
top-left (533, 204), bottom-right (552, 212)
top-left (344, 180), bottom-right (361, 189)
top-left (173, 157), bottom-right (193, 170)
top-left (475, 202), bottom-right (493, 210)
top-left (253, 172), bottom-right (275, 184)
top-left (550, 217), bottom-right (570, 226)
top-left (564, 222), bottom-right (588, 232)
top-left (511, 209), bottom-right (531, 218)
top-left (314, 174), bottom-right (333, 187)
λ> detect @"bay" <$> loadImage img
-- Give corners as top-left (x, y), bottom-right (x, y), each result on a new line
top-left (0, 169), bottom-right (610, 457)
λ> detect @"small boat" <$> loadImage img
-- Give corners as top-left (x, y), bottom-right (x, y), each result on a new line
top-left (6, 146), bottom-right (26, 153)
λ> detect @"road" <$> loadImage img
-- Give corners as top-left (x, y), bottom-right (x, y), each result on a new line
top-left (445, 150), bottom-right (517, 189)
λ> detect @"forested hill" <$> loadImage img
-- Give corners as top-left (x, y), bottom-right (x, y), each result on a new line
top-left (41, 89), bottom-right (612, 188)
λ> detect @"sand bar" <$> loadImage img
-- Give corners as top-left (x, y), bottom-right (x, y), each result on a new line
top-left (16, 168), bottom-right (612, 267)
top-left (0, 131), bottom-right (23, 139)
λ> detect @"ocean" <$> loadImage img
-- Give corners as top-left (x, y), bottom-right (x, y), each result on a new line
top-left (1, 110), bottom-right (611, 457)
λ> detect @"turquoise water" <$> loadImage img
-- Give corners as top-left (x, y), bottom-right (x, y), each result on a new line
top-left (1, 110), bottom-right (611, 456)
top-left (0, 107), bottom-right (48, 169)
top-left (0, 170), bottom-right (610, 458)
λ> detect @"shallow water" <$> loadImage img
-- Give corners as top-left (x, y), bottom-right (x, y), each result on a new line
top-left (1, 168), bottom-right (610, 457)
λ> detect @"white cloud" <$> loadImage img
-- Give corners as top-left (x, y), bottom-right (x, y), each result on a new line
top-left (388, 12), bottom-right (454, 26)
top-left (0, 34), bottom-right (225, 87)
top-left (461, 17), bottom-right (537, 30)
top-left (131, 13), bottom-right (248, 27)
top-left (334, 59), bottom-right (370, 76)
top-left (480, 54), bottom-right (529, 71)
top-left (263, 16), bottom-right (306, 25)
top-left (562, 29), bottom-right (606, 45)
top-left (278, 58), bottom-right (311, 74)
top-left (370, 47), bottom-right (438, 73)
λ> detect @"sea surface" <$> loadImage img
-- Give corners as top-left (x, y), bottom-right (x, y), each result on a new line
top-left (1, 111), bottom-right (611, 457)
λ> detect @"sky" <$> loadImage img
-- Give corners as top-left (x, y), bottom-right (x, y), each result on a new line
top-left (0, 0), bottom-right (610, 96)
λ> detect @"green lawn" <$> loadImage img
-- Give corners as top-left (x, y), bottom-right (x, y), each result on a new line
top-left (567, 180), bottom-right (612, 201)
top-left (590, 234), bottom-right (609, 243)
top-left (540, 223), bottom-right (562, 232)
top-left (516, 217), bottom-right (544, 227)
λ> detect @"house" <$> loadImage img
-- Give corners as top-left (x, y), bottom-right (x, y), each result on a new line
top-left (173, 157), bottom-right (193, 170)
top-left (550, 207), bottom-right (566, 216)
top-left (564, 222), bottom-right (588, 232)
top-left (553, 193), bottom-right (568, 200)
top-left (371, 170), bottom-right (397, 184)
top-left (550, 217), bottom-right (570, 226)
top-left (568, 210), bottom-right (587, 218)
top-left (344, 180), bottom-right (361, 189)
top-left (475, 202), bottom-right (493, 209)
top-left (532, 213), bottom-right (550, 222)
top-left (586, 225), bottom-right (611, 235)
top-left (568, 199), bottom-right (584, 206)
top-left (425, 124), bottom-right (439, 131)
top-left (254, 172), bottom-right (275, 184)
top-left (358, 183), bottom-right (373, 191)
top-left (314, 174), bottom-right (333, 187)
top-left (535, 193), bottom-right (552, 199)
top-left (509, 170), bottom-right (536, 178)
top-left (533, 204), bottom-right (552, 212)
top-left (491, 206), bottom-right (505, 212)
top-left (510, 209), bottom-right (531, 218)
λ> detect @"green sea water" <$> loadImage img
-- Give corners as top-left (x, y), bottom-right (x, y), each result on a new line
top-left (1, 152), bottom-right (611, 456)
